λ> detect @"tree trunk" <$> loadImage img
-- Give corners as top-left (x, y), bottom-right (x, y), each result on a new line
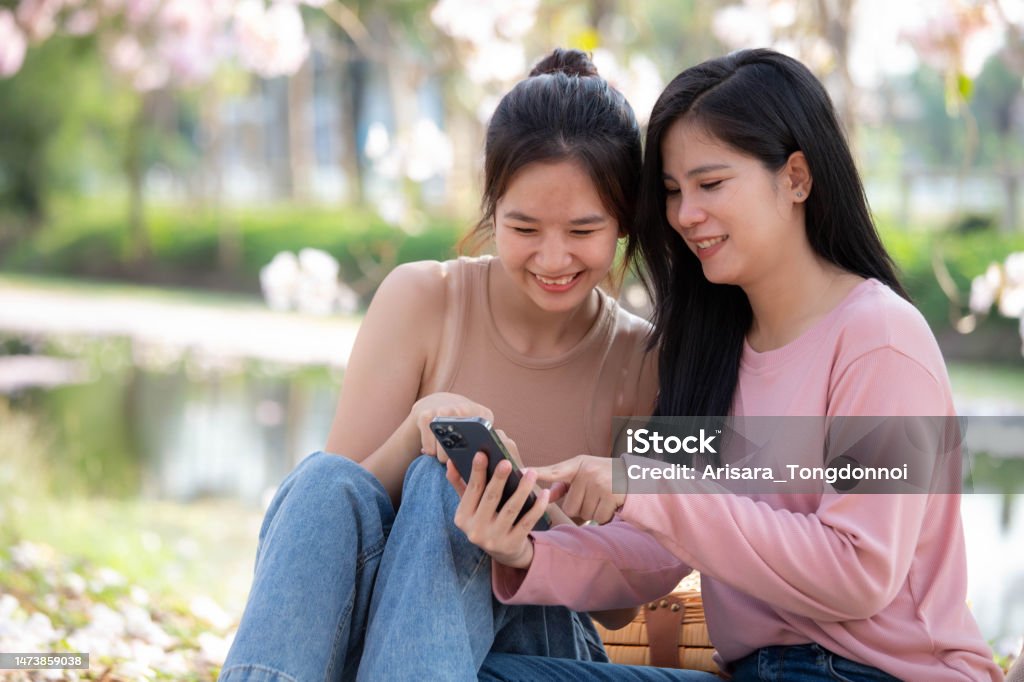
top-left (341, 52), bottom-right (368, 205)
top-left (1003, 171), bottom-right (1020, 233)
top-left (814, 0), bottom-right (858, 152)
top-left (125, 96), bottom-right (149, 266)
top-left (288, 58), bottom-right (314, 202)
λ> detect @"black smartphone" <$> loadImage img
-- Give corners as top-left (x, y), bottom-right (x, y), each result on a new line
top-left (431, 416), bottom-right (550, 531)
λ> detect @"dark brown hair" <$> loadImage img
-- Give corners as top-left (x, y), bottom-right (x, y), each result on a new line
top-left (459, 48), bottom-right (642, 285)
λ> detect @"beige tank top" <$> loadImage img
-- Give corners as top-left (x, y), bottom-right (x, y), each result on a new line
top-left (421, 256), bottom-right (655, 467)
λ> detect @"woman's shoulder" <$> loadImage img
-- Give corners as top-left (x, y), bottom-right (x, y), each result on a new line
top-left (372, 260), bottom-right (455, 321)
top-left (378, 256), bottom-right (490, 297)
top-left (832, 278), bottom-right (945, 378)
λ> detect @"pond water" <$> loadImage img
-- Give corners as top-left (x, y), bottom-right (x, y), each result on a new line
top-left (3, 335), bottom-right (1024, 650)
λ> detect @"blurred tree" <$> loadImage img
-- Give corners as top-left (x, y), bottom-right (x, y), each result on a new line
top-left (0, 35), bottom-right (89, 249)
top-left (1, 0), bottom-right (322, 265)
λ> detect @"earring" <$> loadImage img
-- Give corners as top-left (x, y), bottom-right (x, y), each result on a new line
top-left (795, 191), bottom-right (804, 199)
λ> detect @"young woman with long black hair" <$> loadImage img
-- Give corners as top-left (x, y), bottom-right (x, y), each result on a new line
top-left (452, 49), bottom-right (1001, 681)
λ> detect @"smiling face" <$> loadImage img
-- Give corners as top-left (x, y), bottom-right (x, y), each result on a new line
top-left (661, 118), bottom-right (810, 289)
top-left (493, 160), bottom-right (621, 314)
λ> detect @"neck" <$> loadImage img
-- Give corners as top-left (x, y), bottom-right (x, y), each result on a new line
top-left (488, 262), bottom-right (600, 357)
top-left (743, 254), bottom-right (858, 352)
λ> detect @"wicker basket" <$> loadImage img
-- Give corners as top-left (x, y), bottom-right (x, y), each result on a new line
top-left (593, 575), bottom-right (718, 674)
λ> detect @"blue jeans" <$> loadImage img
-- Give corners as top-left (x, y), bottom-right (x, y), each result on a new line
top-left (478, 643), bottom-right (902, 681)
top-left (728, 644), bottom-right (901, 681)
top-left (479, 653), bottom-right (721, 681)
top-left (220, 452), bottom-right (606, 681)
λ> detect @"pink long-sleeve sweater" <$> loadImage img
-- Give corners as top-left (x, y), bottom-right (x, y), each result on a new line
top-left (493, 279), bottom-right (1002, 681)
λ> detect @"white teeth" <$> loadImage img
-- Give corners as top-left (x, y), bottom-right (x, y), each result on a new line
top-left (695, 236), bottom-right (727, 249)
top-left (536, 273), bottom-right (576, 285)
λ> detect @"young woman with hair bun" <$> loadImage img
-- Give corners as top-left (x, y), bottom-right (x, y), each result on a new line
top-left (221, 48), bottom-right (660, 681)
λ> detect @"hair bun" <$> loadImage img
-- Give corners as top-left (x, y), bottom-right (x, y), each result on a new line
top-left (529, 48), bottom-right (599, 78)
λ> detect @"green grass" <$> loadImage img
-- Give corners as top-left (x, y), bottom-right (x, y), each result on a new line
top-left (5, 496), bottom-right (260, 616)
top-left (948, 361), bottom-right (1024, 408)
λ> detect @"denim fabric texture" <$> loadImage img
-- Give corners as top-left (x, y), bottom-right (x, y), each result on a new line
top-left (220, 452), bottom-right (605, 681)
top-left (478, 652), bottom-right (721, 681)
top-left (728, 644), bottom-right (902, 681)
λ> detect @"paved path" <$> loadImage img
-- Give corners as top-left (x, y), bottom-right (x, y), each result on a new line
top-left (0, 276), bottom-right (362, 370)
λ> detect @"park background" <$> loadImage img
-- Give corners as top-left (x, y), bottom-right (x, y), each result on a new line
top-left (1, 0), bottom-right (1024, 679)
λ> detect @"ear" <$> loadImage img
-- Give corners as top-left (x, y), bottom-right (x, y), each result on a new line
top-left (783, 151), bottom-right (812, 203)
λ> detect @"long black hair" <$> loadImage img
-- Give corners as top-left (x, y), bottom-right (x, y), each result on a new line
top-left (626, 49), bottom-right (908, 418)
top-left (460, 48), bottom-right (642, 284)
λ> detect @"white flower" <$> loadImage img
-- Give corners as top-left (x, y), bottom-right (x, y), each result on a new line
top-left (0, 9), bottom-right (28, 78)
top-left (198, 631), bottom-right (233, 665)
top-left (403, 119), bottom-right (453, 183)
top-left (712, 4), bottom-right (773, 49)
top-left (998, 284), bottom-right (1024, 318)
top-left (494, 0), bottom-right (539, 41)
top-left (260, 251), bottom-right (301, 312)
top-left (189, 595), bottom-right (233, 630)
top-left (364, 122), bottom-right (391, 161)
top-left (114, 660), bottom-right (156, 680)
top-left (64, 571), bottom-right (87, 597)
top-left (94, 566), bottom-right (126, 589)
top-left (969, 272), bottom-right (998, 314)
top-left (235, 0), bottom-right (310, 78)
top-left (296, 248), bottom-right (341, 316)
top-left (1005, 252), bottom-right (1024, 286)
top-left (0, 594), bottom-right (22, 623)
top-left (467, 39), bottom-right (525, 85)
top-left (298, 248), bottom-right (340, 283)
top-left (130, 585), bottom-right (151, 606)
top-left (154, 650), bottom-right (190, 677)
top-left (11, 541), bottom-right (54, 570)
top-left (88, 603), bottom-right (127, 638)
top-left (431, 0), bottom-right (498, 44)
top-left (24, 612), bottom-right (62, 647)
top-left (122, 603), bottom-right (175, 648)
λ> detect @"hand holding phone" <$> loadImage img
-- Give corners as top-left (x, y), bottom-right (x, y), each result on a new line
top-left (431, 417), bottom-right (550, 531)
top-left (446, 451), bottom-right (551, 569)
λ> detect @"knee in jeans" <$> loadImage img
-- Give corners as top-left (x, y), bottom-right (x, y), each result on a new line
top-left (403, 454), bottom-right (447, 490)
top-left (401, 455), bottom-right (462, 520)
top-left (292, 451), bottom-right (376, 502)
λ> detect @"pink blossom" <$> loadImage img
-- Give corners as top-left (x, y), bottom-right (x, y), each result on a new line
top-left (107, 33), bottom-right (145, 76)
top-left (234, 0), bottom-right (309, 78)
top-left (156, 0), bottom-right (223, 85)
top-left (125, 0), bottom-right (160, 28)
top-left (900, 1), bottom-right (1000, 78)
top-left (16, 0), bottom-right (64, 42)
top-left (0, 9), bottom-right (28, 78)
top-left (64, 8), bottom-right (98, 35)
